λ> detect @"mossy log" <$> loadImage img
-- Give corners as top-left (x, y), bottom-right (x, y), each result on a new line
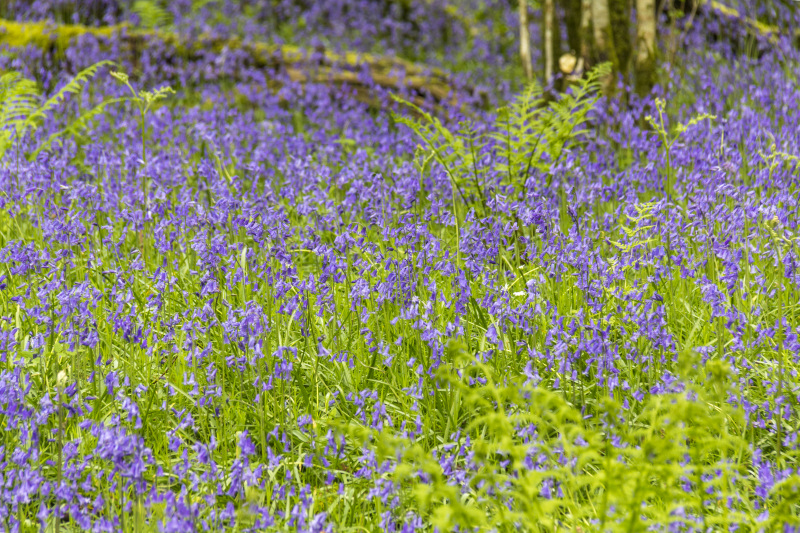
top-left (706, 1), bottom-right (799, 46)
top-left (0, 18), bottom-right (476, 110)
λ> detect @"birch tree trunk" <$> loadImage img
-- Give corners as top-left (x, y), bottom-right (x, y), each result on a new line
top-left (551, 2), bottom-right (561, 71)
top-left (580, 0), bottom-right (593, 64)
top-left (542, 0), bottom-right (555, 81)
top-left (635, 0), bottom-right (657, 95)
top-left (608, 0), bottom-right (632, 83)
top-left (563, 0), bottom-right (582, 55)
top-left (519, 0), bottom-right (533, 81)
top-left (592, 0), bottom-right (616, 65)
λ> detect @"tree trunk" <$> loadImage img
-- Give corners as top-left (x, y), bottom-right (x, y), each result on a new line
top-left (592, 0), bottom-right (616, 66)
top-left (580, 0), bottom-right (593, 65)
top-left (608, 0), bottom-right (632, 83)
top-left (562, 0), bottom-right (582, 54)
top-left (552, 1), bottom-right (562, 67)
top-left (635, 0), bottom-right (657, 95)
top-left (542, 0), bottom-right (555, 81)
top-left (519, 0), bottom-right (533, 81)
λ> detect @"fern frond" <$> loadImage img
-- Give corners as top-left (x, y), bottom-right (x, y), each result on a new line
top-left (0, 61), bottom-right (118, 164)
top-left (22, 60), bottom-right (115, 133)
top-left (132, 0), bottom-right (172, 29)
top-left (392, 95), bottom-right (469, 195)
top-left (28, 97), bottom-right (129, 161)
top-left (0, 72), bottom-right (40, 159)
top-left (0, 77), bottom-right (38, 122)
top-left (489, 83), bottom-right (552, 180)
top-left (394, 65), bottom-right (609, 211)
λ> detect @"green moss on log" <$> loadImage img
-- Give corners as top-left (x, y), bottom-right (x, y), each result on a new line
top-left (0, 18), bottom-right (471, 110)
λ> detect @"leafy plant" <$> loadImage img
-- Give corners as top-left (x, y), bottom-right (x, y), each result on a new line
top-left (492, 63), bottom-right (611, 188)
top-left (392, 100), bottom-right (488, 207)
top-left (0, 72), bottom-right (38, 161)
top-left (29, 96), bottom-right (129, 163)
top-left (110, 70), bottom-right (174, 209)
top-left (393, 63), bottom-right (612, 207)
top-left (0, 60), bottom-right (117, 165)
top-left (375, 340), bottom-right (752, 532)
top-left (645, 97), bottom-right (716, 196)
top-left (131, 0), bottom-right (172, 29)
top-left (110, 71), bottom-right (174, 166)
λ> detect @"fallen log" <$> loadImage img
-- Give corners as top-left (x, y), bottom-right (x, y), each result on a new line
top-left (0, 18), bottom-right (477, 111)
top-left (705, 1), bottom-right (799, 46)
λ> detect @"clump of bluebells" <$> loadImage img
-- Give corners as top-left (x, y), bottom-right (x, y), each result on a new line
top-left (1, 1), bottom-right (800, 532)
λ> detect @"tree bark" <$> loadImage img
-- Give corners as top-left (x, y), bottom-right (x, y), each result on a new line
top-left (552, 1), bottom-right (562, 68)
top-left (519, 0), bottom-right (533, 81)
top-left (542, 0), bottom-right (555, 81)
top-left (580, 0), bottom-right (593, 65)
top-left (562, 0), bottom-right (582, 54)
top-left (635, 0), bottom-right (657, 95)
top-left (592, 0), bottom-right (616, 65)
top-left (608, 0), bottom-right (632, 82)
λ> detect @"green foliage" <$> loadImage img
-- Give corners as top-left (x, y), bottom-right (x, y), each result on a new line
top-left (0, 60), bottom-right (116, 164)
top-left (0, 72), bottom-right (38, 160)
top-left (130, 0), bottom-right (230, 31)
top-left (758, 134), bottom-right (800, 183)
top-left (392, 63), bottom-right (612, 208)
top-left (391, 97), bottom-right (489, 212)
top-left (132, 0), bottom-right (172, 29)
top-left (111, 70), bottom-right (174, 167)
top-left (373, 340), bottom-right (754, 532)
top-left (110, 70), bottom-right (175, 110)
top-left (23, 60), bottom-right (115, 135)
top-left (491, 63), bottom-right (611, 188)
top-left (29, 97), bottom-right (129, 162)
top-left (646, 97), bottom-right (716, 195)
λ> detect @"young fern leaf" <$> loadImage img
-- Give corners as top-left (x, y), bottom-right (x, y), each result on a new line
top-left (132, 0), bottom-right (172, 29)
top-left (0, 61), bottom-right (117, 165)
top-left (391, 96), bottom-right (488, 209)
top-left (0, 61), bottom-right (115, 163)
top-left (394, 63), bottom-right (611, 208)
top-left (491, 62), bottom-right (611, 187)
top-left (0, 72), bottom-right (39, 159)
top-left (492, 82), bottom-right (549, 182)
top-left (28, 97), bottom-right (129, 161)
top-left (22, 60), bottom-right (115, 135)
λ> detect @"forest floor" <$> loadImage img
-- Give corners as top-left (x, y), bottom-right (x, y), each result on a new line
top-left (0, 2), bottom-right (799, 531)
